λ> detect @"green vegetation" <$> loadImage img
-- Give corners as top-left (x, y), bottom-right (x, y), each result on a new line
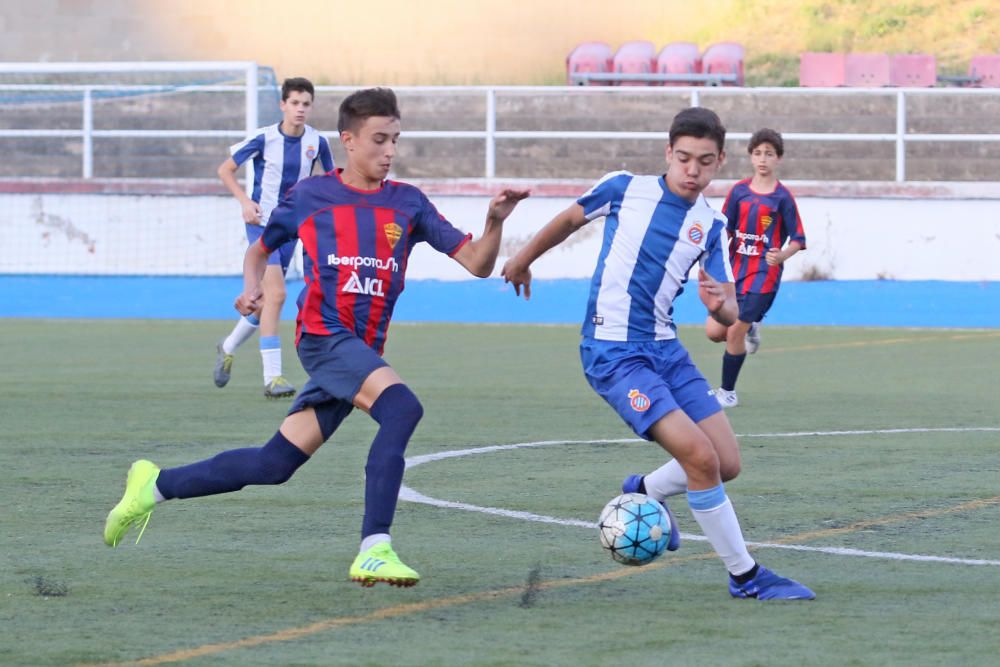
top-left (2, 320), bottom-right (999, 665)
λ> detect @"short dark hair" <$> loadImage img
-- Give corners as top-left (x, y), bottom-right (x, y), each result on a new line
top-left (281, 77), bottom-right (315, 101)
top-left (669, 107), bottom-right (726, 152)
top-left (337, 87), bottom-right (401, 133)
top-left (748, 128), bottom-right (784, 157)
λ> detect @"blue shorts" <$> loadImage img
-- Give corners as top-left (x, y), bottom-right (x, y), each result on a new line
top-left (737, 291), bottom-right (776, 324)
top-left (288, 331), bottom-right (388, 439)
top-left (580, 337), bottom-right (721, 440)
top-left (246, 223), bottom-right (296, 272)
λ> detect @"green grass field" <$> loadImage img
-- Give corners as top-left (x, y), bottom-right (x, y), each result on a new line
top-left (2, 320), bottom-right (999, 666)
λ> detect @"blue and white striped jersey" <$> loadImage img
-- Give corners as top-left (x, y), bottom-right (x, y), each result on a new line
top-left (230, 123), bottom-right (334, 224)
top-left (578, 171), bottom-right (733, 341)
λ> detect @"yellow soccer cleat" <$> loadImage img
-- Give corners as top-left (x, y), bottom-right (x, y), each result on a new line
top-left (349, 542), bottom-right (420, 588)
top-left (103, 460), bottom-right (159, 547)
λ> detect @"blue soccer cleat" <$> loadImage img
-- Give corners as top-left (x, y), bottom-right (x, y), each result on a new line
top-left (729, 566), bottom-right (816, 600)
top-left (620, 475), bottom-right (681, 552)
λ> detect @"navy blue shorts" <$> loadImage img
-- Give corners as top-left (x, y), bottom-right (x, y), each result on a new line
top-left (737, 291), bottom-right (776, 324)
top-left (580, 337), bottom-right (720, 440)
top-left (247, 223), bottom-right (296, 272)
top-left (288, 331), bottom-right (388, 439)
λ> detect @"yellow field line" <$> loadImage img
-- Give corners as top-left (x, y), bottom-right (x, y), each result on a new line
top-left (81, 494), bottom-right (1000, 667)
top-left (759, 330), bottom-right (1000, 354)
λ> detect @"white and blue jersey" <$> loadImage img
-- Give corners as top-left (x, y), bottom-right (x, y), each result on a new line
top-left (578, 171), bottom-right (733, 342)
top-left (230, 123), bottom-right (334, 224)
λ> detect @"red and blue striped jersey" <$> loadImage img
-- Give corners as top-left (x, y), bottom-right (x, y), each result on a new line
top-left (722, 179), bottom-right (806, 294)
top-left (260, 169), bottom-right (471, 353)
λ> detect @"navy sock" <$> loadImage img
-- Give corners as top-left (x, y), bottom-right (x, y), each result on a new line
top-left (721, 352), bottom-right (747, 391)
top-left (730, 562), bottom-right (760, 584)
top-left (362, 384), bottom-right (423, 538)
top-left (156, 431), bottom-right (309, 499)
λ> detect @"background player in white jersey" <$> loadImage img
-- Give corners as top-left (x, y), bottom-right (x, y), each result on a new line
top-left (215, 77), bottom-right (334, 398)
top-left (502, 107), bottom-right (814, 600)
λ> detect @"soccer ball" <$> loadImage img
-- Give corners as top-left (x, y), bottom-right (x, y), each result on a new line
top-left (598, 493), bottom-right (672, 566)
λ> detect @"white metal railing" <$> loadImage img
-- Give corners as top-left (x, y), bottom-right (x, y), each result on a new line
top-left (3, 74), bottom-right (1000, 182)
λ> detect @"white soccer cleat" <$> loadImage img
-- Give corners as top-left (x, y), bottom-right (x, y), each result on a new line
top-left (745, 323), bottom-right (761, 355)
top-left (715, 388), bottom-right (739, 408)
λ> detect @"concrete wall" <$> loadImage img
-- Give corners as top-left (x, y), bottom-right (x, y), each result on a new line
top-left (4, 191), bottom-right (999, 281)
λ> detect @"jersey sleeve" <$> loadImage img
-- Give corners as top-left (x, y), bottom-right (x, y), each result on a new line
top-left (700, 214), bottom-right (735, 283)
top-left (411, 192), bottom-right (471, 256)
top-left (721, 184), bottom-right (741, 235)
top-left (260, 186), bottom-right (300, 252)
top-left (780, 188), bottom-right (806, 249)
top-left (317, 136), bottom-right (334, 172)
top-left (229, 133), bottom-right (265, 167)
top-left (576, 171), bottom-right (632, 221)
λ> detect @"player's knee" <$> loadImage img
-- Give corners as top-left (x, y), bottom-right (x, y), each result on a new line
top-left (370, 384), bottom-right (424, 430)
top-left (706, 329), bottom-right (727, 343)
top-left (719, 459), bottom-right (741, 482)
top-left (682, 442), bottom-right (721, 480)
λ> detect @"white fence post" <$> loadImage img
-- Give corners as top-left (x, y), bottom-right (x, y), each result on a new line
top-left (82, 87), bottom-right (93, 178)
top-left (486, 87), bottom-right (496, 179)
top-left (896, 90), bottom-right (906, 183)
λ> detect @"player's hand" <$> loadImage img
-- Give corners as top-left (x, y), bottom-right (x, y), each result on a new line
top-left (765, 248), bottom-right (784, 266)
top-left (487, 188), bottom-right (531, 224)
top-left (235, 287), bottom-right (262, 315)
top-left (697, 268), bottom-right (725, 313)
top-left (242, 200), bottom-right (262, 225)
top-left (501, 258), bottom-right (533, 300)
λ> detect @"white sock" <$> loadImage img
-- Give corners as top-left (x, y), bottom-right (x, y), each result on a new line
top-left (644, 459), bottom-right (689, 499)
top-left (360, 533), bottom-right (390, 553)
top-left (152, 483), bottom-right (166, 504)
top-left (260, 348), bottom-right (282, 383)
top-left (222, 316), bottom-right (259, 354)
top-left (689, 496), bottom-right (756, 576)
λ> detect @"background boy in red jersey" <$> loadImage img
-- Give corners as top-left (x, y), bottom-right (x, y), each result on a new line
top-left (708, 128), bottom-right (805, 408)
top-left (104, 88), bottom-right (529, 588)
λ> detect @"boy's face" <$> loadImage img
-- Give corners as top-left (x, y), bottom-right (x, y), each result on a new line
top-left (341, 115), bottom-right (401, 182)
top-left (750, 142), bottom-right (781, 178)
top-left (280, 90), bottom-right (314, 128)
top-left (665, 135), bottom-right (725, 202)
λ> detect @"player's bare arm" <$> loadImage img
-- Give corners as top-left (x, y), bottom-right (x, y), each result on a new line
top-left (765, 239), bottom-right (804, 266)
top-left (217, 157), bottom-right (262, 224)
top-left (698, 268), bottom-right (737, 326)
top-left (501, 203), bottom-right (589, 299)
top-left (452, 188), bottom-right (531, 277)
top-left (235, 239), bottom-right (270, 314)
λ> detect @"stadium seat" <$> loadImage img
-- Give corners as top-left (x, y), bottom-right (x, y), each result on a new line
top-left (656, 42), bottom-right (703, 86)
top-left (799, 52), bottom-right (847, 86)
top-left (969, 55), bottom-right (1000, 87)
top-left (566, 41), bottom-right (613, 86)
top-left (612, 40), bottom-right (657, 86)
top-left (845, 53), bottom-right (891, 87)
top-left (889, 54), bottom-right (937, 87)
top-left (701, 42), bottom-right (745, 86)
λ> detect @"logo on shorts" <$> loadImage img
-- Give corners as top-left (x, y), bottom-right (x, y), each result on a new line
top-left (384, 222), bottom-right (403, 249)
top-left (628, 389), bottom-right (651, 412)
top-left (688, 223), bottom-right (704, 244)
top-left (305, 146), bottom-right (317, 160)
top-left (759, 214), bottom-right (773, 231)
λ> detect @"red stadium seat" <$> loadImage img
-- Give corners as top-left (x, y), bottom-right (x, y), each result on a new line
top-left (969, 55), bottom-right (1000, 87)
top-left (566, 41), bottom-right (613, 86)
top-left (845, 53), bottom-right (891, 87)
top-left (701, 42), bottom-right (745, 86)
top-left (656, 42), bottom-right (702, 86)
top-left (799, 52), bottom-right (847, 86)
top-left (889, 54), bottom-right (937, 87)
top-left (612, 40), bottom-right (657, 86)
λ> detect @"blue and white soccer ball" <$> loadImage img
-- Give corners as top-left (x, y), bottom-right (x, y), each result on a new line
top-left (598, 493), bottom-right (672, 566)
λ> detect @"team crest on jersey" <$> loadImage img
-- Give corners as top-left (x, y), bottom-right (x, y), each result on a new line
top-left (688, 223), bottom-right (704, 244)
top-left (305, 146), bottom-right (316, 160)
top-left (627, 389), bottom-right (651, 412)
top-left (759, 214), bottom-right (773, 231)
top-left (384, 222), bottom-right (403, 249)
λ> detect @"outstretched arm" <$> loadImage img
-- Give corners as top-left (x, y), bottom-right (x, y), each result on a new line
top-left (452, 188), bottom-right (531, 277)
top-left (698, 268), bottom-right (737, 326)
top-left (501, 203), bottom-right (589, 300)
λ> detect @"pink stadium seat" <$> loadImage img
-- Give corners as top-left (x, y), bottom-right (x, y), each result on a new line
top-left (612, 40), bottom-right (657, 86)
top-left (889, 54), bottom-right (937, 87)
top-left (656, 42), bottom-right (702, 86)
top-left (701, 42), bottom-right (745, 86)
top-left (566, 41), bottom-right (613, 86)
top-left (799, 52), bottom-right (846, 86)
top-left (845, 53), bottom-right (891, 87)
top-left (969, 55), bottom-right (1000, 87)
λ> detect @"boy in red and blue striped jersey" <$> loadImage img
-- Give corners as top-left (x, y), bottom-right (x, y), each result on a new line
top-left (706, 128), bottom-right (805, 408)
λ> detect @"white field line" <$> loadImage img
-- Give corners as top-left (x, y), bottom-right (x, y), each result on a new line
top-left (400, 428), bottom-right (1000, 567)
